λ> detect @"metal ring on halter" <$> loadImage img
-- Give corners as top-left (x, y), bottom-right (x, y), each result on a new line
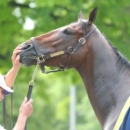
top-left (79, 38), bottom-right (85, 45)
top-left (37, 55), bottom-right (45, 64)
top-left (68, 46), bottom-right (74, 54)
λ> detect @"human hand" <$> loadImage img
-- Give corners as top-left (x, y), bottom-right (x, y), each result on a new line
top-left (11, 45), bottom-right (22, 70)
top-left (19, 97), bottom-right (33, 118)
top-left (12, 97), bottom-right (33, 130)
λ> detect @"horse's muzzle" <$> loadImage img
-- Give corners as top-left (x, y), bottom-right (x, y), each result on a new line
top-left (19, 44), bottom-right (37, 66)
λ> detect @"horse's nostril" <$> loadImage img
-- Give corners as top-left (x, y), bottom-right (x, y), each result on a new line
top-left (22, 44), bottom-right (32, 50)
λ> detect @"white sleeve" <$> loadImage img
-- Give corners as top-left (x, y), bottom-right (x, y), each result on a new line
top-left (0, 125), bottom-right (6, 130)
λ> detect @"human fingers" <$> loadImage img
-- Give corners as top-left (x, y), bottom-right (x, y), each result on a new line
top-left (14, 55), bottom-right (21, 65)
top-left (14, 45), bottom-right (22, 50)
top-left (15, 44), bottom-right (22, 49)
top-left (13, 45), bottom-right (22, 53)
top-left (13, 49), bottom-right (22, 56)
top-left (27, 99), bottom-right (33, 105)
top-left (21, 97), bottom-right (27, 105)
top-left (13, 45), bottom-right (22, 56)
top-left (11, 50), bottom-right (22, 62)
top-left (16, 55), bottom-right (20, 60)
top-left (26, 99), bottom-right (33, 109)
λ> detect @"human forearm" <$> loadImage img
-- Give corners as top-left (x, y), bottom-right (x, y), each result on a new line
top-left (5, 66), bottom-right (20, 87)
top-left (5, 45), bottom-right (22, 87)
top-left (13, 114), bottom-right (27, 130)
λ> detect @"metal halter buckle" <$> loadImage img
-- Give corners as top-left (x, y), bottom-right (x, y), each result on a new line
top-left (79, 38), bottom-right (85, 45)
top-left (37, 55), bottom-right (45, 63)
top-left (68, 46), bottom-right (74, 54)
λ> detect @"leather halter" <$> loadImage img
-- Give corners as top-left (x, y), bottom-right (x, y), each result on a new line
top-left (29, 27), bottom-right (96, 73)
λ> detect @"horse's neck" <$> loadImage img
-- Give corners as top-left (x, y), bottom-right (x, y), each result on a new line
top-left (76, 30), bottom-right (130, 127)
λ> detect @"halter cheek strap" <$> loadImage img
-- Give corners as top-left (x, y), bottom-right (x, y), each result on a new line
top-left (30, 38), bottom-right (41, 56)
top-left (30, 38), bottom-right (45, 73)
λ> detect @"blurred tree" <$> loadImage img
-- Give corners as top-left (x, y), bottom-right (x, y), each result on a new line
top-left (0, 0), bottom-right (130, 130)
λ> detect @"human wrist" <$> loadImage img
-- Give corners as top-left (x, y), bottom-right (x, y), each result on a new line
top-left (12, 64), bottom-right (21, 70)
top-left (11, 65), bottom-right (21, 74)
top-left (19, 112), bottom-right (28, 120)
top-left (5, 67), bottom-right (20, 87)
top-left (13, 114), bottom-right (27, 130)
top-left (16, 113), bottom-right (28, 126)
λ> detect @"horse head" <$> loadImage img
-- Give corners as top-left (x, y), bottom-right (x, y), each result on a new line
top-left (20, 7), bottom-right (98, 73)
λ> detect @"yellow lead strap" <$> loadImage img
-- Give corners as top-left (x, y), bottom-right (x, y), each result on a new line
top-left (114, 96), bottom-right (130, 130)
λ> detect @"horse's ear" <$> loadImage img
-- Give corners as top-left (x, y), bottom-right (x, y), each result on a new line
top-left (78, 9), bottom-right (84, 20)
top-left (88, 7), bottom-right (98, 26)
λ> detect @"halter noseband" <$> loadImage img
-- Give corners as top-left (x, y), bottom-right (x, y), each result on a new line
top-left (29, 27), bottom-right (96, 73)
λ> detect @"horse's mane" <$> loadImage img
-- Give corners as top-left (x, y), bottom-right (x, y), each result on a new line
top-left (82, 20), bottom-right (130, 71)
top-left (104, 36), bottom-right (130, 71)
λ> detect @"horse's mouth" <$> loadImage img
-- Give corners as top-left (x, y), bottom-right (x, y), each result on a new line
top-left (19, 53), bottom-right (37, 67)
top-left (20, 55), bottom-right (37, 67)
top-left (19, 44), bottom-right (38, 66)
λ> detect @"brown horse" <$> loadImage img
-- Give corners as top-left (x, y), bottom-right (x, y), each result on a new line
top-left (19, 7), bottom-right (130, 130)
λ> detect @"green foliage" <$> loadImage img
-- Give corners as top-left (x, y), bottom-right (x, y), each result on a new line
top-left (0, 0), bottom-right (130, 130)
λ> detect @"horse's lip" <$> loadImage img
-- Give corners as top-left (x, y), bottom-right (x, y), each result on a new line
top-left (20, 56), bottom-right (36, 66)
top-left (21, 55), bottom-right (36, 59)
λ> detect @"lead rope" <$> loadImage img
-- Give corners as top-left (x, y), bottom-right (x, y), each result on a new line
top-left (2, 94), bottom-right (13, 130)
top-left (10, 93), bottom-right (13, 130)
top-left (24, 62), bottom-right (39, 130)
top-left (2, 97), bottom-right (6, 129)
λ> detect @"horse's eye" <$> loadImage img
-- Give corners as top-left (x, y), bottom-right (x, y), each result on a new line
top-left (63, 29), bottom-right (72, 35)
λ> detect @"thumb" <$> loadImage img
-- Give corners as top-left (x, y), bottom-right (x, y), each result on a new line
top-left (15, 55), bottom-right (21, 64)
top-left (22, 97), bottom-right (27, 105)
top-left (28, 99), bottom-right (33, 104)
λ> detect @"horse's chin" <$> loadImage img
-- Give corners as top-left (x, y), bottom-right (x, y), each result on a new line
top-left (20, 57), bottom-right (36, 67)
top-left (19, 47), bottom-right (37, 66)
